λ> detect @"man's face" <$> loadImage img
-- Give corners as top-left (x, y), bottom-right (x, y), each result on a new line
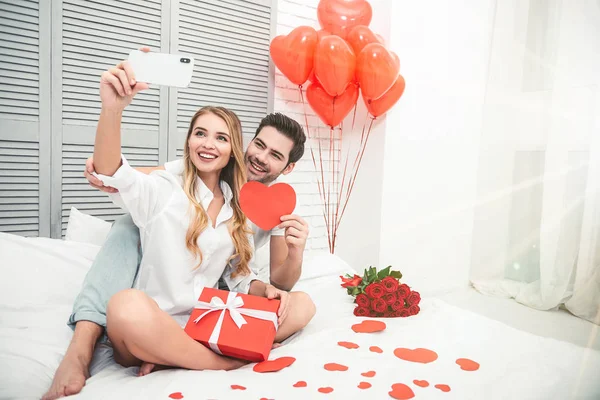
top-left (244, 126), bottom-right (295, 184)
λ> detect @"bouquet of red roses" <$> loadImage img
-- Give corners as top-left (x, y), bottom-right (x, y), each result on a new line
top-left (340, 266), bottom-right (421, 318)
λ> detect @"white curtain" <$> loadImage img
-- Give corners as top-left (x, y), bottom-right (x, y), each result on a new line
top-left (469, 0), bottom-right (600, 325)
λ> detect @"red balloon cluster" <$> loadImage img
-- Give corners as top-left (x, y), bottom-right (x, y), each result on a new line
top-left (269, 0), bottom-right (405, 127)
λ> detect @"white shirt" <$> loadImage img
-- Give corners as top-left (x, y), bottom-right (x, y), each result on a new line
top-left (97, 156), bottom-right (258, 327)
top-left (164, 159), bottom-right (285, 280)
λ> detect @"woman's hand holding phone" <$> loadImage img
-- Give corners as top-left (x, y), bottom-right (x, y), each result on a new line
top-left (99, 47), bottom-right (151, 112)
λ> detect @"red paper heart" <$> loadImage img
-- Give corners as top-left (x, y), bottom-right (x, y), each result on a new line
top-left (324, 362), bottom-right (348, 371)
top-left (231, 385), bottom-right (246, 390)
top-left (413, 380), bottom-right (429, 388)
top-left (270, 26), bottom-right (318, 86)
top-left (318, 387), bottom-right (334, 394)
top-left (317, 0), bottom-right (373, 39)
top-left (393, 348), bottom-right (438, 364)
top-left (338, 341), bottom-right (359, 349)
top-left (369, 346), bottom-right (383, 353)
top-left (456, 358), bottom-right (480, 371)
top-left (253, 356), bottom-right (296, 373)
top-left (358, 382), bottom-right (372, 389)
top-left (293, 381), bottom-right (308, 388)
top-left (168, 393), bottom-right (184, 400)
top-left (351, 320), bottom-right (386, 333)
top-left (435, 384), bottom-right (451, 392)
top-left (389, 383), bottom-right (415, 400)
top-left (361, 370), bottom-right (376, 378)
top-left (240, 181), bottom-right (296, 231)
top-left (306, 82), bottom-right (359, 128)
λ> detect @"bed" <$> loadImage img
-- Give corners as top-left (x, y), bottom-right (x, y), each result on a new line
top-left (1, 231), bottom-right (599, 400)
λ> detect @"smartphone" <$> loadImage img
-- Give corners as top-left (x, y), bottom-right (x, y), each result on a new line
top-left (127, 50), bottom-right (194, 88)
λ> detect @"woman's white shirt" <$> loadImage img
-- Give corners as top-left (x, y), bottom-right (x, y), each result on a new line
top-left (96, 156), bottom-right (257, 327)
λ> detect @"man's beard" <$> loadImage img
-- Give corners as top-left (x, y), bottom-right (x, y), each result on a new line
top-left (244, 154), bottom-right (280, 184)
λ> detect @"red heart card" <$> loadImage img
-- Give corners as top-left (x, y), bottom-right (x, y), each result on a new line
top-left (240, 181), bottom-right (296, 231)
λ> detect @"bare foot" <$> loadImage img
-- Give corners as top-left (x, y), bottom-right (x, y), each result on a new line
top-left (272, 342), bottom-right (283, 349)
top-left (138, 362), bottom-right (155, 376)
top-left (42, 353), bottom-right (90, 400)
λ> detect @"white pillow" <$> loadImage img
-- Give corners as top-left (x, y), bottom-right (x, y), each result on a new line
top-left (298, 251), bottom-right (354, 282)
top-left (64, 207), bottom-right (112, 246)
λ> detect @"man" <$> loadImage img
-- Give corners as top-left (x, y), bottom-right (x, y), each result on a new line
top-left (43, 113), bottom-right (312, 400)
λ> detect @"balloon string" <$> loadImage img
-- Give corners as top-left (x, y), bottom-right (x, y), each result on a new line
top-left (336, 117), bottom-right (375, 232)
top-left (299, 87), bottom-right (332, 250)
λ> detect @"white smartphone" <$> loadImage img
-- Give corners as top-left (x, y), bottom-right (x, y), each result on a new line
top-left (127, 50), bottom-right (194, 88)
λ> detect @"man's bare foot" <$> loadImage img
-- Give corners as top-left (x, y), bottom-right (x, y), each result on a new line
top-left (272, 342), bottom-right (282, 349)
top-left (41, 352), bottom-right (90, 400)
top-left (138, 362), bottom-right (155, 376)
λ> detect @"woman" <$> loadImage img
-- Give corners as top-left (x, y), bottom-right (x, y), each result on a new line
top-left (92, 59), bottom-right (312, 372)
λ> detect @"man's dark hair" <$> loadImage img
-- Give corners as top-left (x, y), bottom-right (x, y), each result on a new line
top-left (254, 113), bottom-right (306, 165)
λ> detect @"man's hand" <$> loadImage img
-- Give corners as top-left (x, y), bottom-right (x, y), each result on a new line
top-left (84, 156), bottom-right (118, 193)
top-left (276, 215), bottom-right (309, 253)
top-left (265, 284), bottom-right (291, 326)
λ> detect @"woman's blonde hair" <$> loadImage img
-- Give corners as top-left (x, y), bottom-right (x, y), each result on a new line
top-left (182, 106), bottom-right (253, 278)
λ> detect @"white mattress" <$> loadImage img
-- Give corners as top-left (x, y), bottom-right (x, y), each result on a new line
top-left (1, 233), bottom-right (599, 400)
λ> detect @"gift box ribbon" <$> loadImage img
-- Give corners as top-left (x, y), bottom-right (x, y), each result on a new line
top-left (193, 291), bottom-right (278, 355)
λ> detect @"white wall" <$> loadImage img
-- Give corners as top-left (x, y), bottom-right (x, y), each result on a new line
top-left (377, 0), bottom-right (496, 295)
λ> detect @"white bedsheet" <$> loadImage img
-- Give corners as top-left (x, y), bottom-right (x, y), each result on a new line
top-left (1, 233), bottom-right (600, 400)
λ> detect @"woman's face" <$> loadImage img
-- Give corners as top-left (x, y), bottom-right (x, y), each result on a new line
top-left (187, 112), bottom-right (232, 175)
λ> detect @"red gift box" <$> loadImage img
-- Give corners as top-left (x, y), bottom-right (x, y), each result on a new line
top-left (184, 287), bottom-right (280, 362)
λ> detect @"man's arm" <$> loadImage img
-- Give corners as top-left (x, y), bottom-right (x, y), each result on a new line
top-left (268, 215), bottom-right (309, 291)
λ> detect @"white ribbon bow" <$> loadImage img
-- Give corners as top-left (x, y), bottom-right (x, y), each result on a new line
top-left (193, 291), bottom-right (278, 355)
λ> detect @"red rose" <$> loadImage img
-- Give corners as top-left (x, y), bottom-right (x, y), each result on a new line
top-left (391, 300), bottom-right (404, 311)
top-left (396, 284), bottom-right (410, 300)
top-left (371, 298), bottom-right (387, 313)
top-left (340, 274), bottom-right (363, 288)
top-left (368, 309), bottom-right (379, 317)
top-left (383, 310), bottom-right (395, 318)
top-left (353, 306), bottom-right (369, 317)
top-left (383, 293), bottom-right (396, 305)
top-left (381, 276), bottom-right (400, 293)
top-left (355, 293), bottom-right (370, 308)
top-left (365, 283), bottom-right (385, 299)
top-left (398, 308), bottom-right (410, 318)
top-left (406, 291), bottom-right (421, 306)
top-left (409, 305), bottom-right (420, 316)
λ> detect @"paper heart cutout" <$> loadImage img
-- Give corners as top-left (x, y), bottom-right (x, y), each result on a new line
top-left (393, 348), bottom-right (438, 364)
top-left (351, 320), bottom-right (386, 333)
top-left (413, 380), bottom-right (429, 388)
top-left (253, 356), bottom-right (296, 373)
top-left (293, 381), bottom-right (307, 388)
top-left (338, 341), bottom-right (359, 349)
top-left (389, 383), bottom-right (415, 400)
top-left (231, 385), bottom-right (246, 390)
top-left (456, 358), bottom-right (480, 371)
top-left (240, 181), bottom-right (296, 231)
top-left (270, 26), bottom-right (318, 86)
top-left (317, 0), bottom-right (373, 39)
top-left (361, 370), bottom-right (376, 378)
top-left (369, 346), bottom-right (383, 353)
top-left (168, 393), bottom-right (184, 400)
top-left (435, 384), bottom-right (451, 392)
top-left (358, 382), bottom-right (372, 389)
top-left (318, 387), bottom-right (334, 394)
top-left (324, 362), bottom-right (348, 371)
top-left (306, 82), bottom-right (359, 128)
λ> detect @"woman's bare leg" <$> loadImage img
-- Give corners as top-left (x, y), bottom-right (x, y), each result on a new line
top-left (106, 289), bottom-right (246, 371)
top-left (273, 291), bottom-right (316, 343)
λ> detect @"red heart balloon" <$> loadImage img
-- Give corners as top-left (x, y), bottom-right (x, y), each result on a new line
top-left (240, 181), bottom-right (296, 231)
top-left (308, 29), bottom-right (331, 84)
top-left (347, 25), bottom-right (379, 55)
top-left (364, 74), bottom-right (405, 117)
top-left (270, 26), bottom-right (318, 86)
top-left (314, 35), bottom-right (356, 97)
top-left (307, 82), bottom-right (359, 128)
top-left (357, 43), bottom-right (399, 100)
top-left (317, 0), bottom-right (373, 39)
